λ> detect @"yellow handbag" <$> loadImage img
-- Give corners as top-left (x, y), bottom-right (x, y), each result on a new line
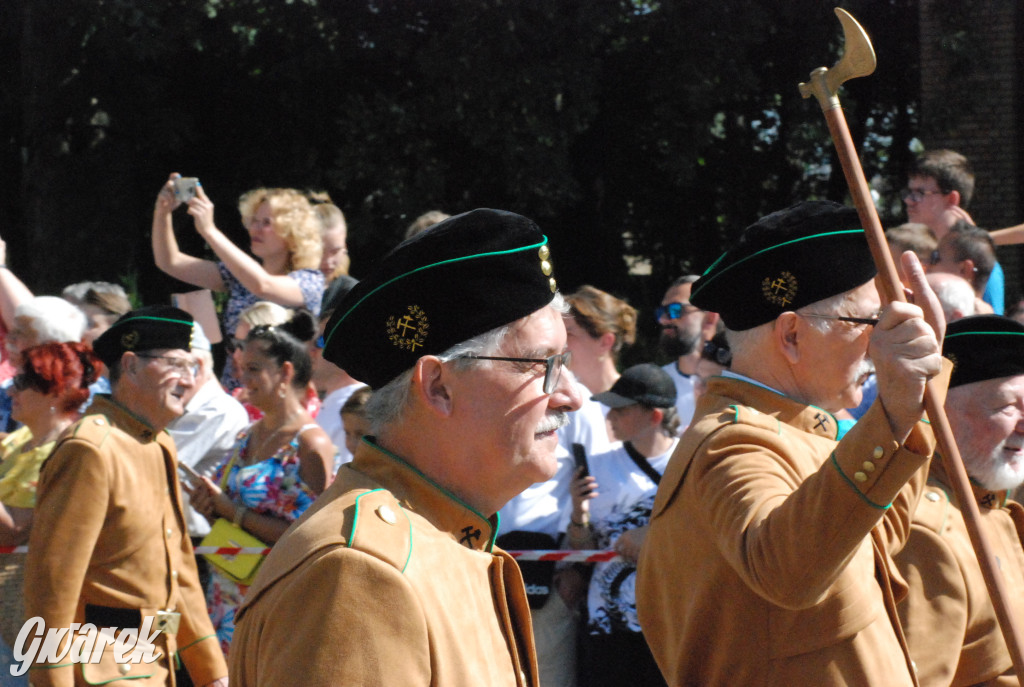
top-left (201, 517), bottom-right (267, 586)
top-left (200, 451), bottom-right (267, 586)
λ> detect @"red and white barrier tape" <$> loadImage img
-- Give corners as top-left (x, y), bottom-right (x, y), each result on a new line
top-left (0, 546), bottom-right (617, 562)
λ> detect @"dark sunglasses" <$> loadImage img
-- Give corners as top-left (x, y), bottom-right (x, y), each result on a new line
top-left (655, 302), bottom-right (699, 321)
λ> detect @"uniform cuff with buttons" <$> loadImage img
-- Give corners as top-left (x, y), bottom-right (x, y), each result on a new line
top-left (830, 399), bottom-right (932, 509)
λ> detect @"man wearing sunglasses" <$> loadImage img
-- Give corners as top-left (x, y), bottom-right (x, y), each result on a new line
top-left (24, 306), bottom-right (228, 687)
top-left (232, 209), bottom-right (582, 686)
top-left (637, 201), bottom-right (947, 686)
top-left (656, 275), bottom-right (719, 429)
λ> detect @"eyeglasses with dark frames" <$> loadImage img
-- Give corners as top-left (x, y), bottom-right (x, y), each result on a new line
top-left (459, 351), bottom-right (572, 394)
top-left (136, 353), bottom-right (198, 379)
top-left (655, 302), bottom-right (700, 322)
top-left (902, 188), bottom-right (944, 203)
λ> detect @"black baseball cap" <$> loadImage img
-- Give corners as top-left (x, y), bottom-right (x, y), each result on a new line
top-left (592, 363), bottom-right (676, 409)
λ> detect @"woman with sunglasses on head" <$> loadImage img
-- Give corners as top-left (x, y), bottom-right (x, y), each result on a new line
top-left (189, 309), bottom-right (336, 655)
top-left (0, 342), bottom-right (99, 649)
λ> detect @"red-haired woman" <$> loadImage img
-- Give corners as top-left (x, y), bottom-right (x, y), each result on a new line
top-left (0, 342), bottom-right (100, 646)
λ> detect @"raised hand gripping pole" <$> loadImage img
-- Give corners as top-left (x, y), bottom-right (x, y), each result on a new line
top-left (800, 8), bottom-right (1024, 682)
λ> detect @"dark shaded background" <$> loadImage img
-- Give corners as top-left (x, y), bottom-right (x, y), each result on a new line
top-left (1, 0), bottom-right (938, 363)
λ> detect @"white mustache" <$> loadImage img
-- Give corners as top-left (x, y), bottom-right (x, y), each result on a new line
top-left (536, 412), bottom-right (569, 435)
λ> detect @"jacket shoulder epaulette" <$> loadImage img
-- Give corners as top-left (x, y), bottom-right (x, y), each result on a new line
top-left (65, 414), bottom-right (113, 448)
top-left (726, 404), bottom-right (783, 435)
top-left (345, 488), bottom-right (413, 573)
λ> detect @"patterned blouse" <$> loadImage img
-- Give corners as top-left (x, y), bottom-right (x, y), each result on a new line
top-left (206, 423), bottom-right (326, 654)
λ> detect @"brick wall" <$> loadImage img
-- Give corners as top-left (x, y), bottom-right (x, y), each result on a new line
top-left (919, 0), bottom-right (1022, 304)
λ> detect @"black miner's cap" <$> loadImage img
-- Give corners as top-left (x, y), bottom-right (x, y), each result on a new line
top-left (944, 315), bottom-right (1024, 388)
top-left (592, 363), bottom-right (676, 409)
top-left (321, 208), bottom-right (558, 389)
top-left (691, 201), bottom-right (877, 331)
top-left (93, 306), bottom-right (194, 367)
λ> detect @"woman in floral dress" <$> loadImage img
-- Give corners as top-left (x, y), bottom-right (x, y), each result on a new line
top-left (189, 311), bottom-right (336, 654)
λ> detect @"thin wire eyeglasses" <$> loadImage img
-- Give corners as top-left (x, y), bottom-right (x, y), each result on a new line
top-left (459, 351), bottom-right (572, 394)
top-left (137, 353), bottom-right (198, 379)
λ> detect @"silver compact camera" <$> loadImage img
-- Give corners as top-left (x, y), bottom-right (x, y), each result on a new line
top-left (173, 177), bottom-right (199, 203)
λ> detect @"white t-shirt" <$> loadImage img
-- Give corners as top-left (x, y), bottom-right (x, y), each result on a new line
top-left (584, 438), bottom-right (678, 635)
top-left (662, 361), bottom-right (696, 430)
top-left (167, 379), bottom-right (251, 537)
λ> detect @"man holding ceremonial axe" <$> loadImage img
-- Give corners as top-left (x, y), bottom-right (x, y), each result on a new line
top-left (636, 200), bottom-right (947, 685)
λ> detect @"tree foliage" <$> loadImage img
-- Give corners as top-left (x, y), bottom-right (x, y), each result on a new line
top-left (1, 0), bottom-right (920, 333)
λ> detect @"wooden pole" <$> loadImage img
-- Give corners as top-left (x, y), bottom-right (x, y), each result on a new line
top-left (800, 9), bottom-right (1024, 683)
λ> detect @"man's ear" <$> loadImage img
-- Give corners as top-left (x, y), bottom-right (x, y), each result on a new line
top-left (774, 312), bottom-right (802, 365)
top-left (946, 189), bottom-right (962, 208)
top-left (648, 407), bottom-right (664, 429)
top-left (121, 351), bottom-right (138, 377)
top-left (958, 258), bottom-right (976, 285)
top-left (701, 311), bottom-right (720, 340)
top-left (412, 356), bottom-right (453, 417)
top-left (598, 331), bottom-right (616, 355)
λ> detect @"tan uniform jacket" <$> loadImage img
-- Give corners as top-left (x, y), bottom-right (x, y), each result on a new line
top-left (637, 374), bottom-right (942, 687)
top-left (231, 439), bottom-right (539, 687)
top-left (896, 464), bottom-right (1024, 686)
top-left (23, 396), bottom-right (227, 687)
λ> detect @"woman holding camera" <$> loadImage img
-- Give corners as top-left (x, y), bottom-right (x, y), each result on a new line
top-left (151, 174), bottom-right (325, 387)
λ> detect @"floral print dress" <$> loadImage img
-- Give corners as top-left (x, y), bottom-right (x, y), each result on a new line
top-left (205, 423), bottom-right (321, 654)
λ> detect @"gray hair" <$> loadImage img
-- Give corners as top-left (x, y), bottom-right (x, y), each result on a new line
top-left (724, 288), bottom-right (860, 355)
top-left (15, 296), bottom-right (87, 343)
top-left (366, 293), bottom-right (567, 434)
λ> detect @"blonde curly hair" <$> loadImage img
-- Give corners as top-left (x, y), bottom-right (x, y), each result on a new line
top-left (238, 188), bottom-right (322, 271)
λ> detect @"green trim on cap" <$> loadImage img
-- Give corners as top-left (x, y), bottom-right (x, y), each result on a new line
top-left (114, 315), bottom-right (194, 327)
top-left (692, 229), bottom-right (865, 300)
top-left (945, 330), bottom-right (1024, 340)
top-left (323, 235), bottom-right (549, 350)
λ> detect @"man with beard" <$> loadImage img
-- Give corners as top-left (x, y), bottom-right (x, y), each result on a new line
top-left (24, 306), bottom-right (228, 687)
top-left (637, 200), bottom-right (946, 686)
top-left (231, 209), bottom-right (582, 686)
top-left (655, 275), bottom-right (719, 428)
top-left (895, 314), bottom-right (1024, 686)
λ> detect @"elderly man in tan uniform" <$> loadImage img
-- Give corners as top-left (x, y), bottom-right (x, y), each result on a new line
top-left (231, 209), bottom-right (582, 686)
top-left (23, 306), bottom-right (228, 686)
top-left (636, 201), bottom-right (947, 686)
top-left (896, 314), bottom-right (1024, 686)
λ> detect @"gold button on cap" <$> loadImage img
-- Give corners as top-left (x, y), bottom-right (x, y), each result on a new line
top-left (166, 528), bottom-right (174, 538)
top-left (118, 664), bottom-right (131, 675)
top-left (873, 446), bottom-right (884, 459)
top-left (925, 492), bottom-right (941, 502)
top-left (548, 277), bottom-right (557, 293)
top-left (862, 461), bottom-right (875, 473)
top-left (540, 260), bottom-right (552, 276)
top-left (538, 245), bottom-right (550, 261)
top-left (854, 471), bottom-right (868, 483)
top-left (376, 505), bottom-right (397, 525)
top-left (171, 569), bottom-right (178, 580)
